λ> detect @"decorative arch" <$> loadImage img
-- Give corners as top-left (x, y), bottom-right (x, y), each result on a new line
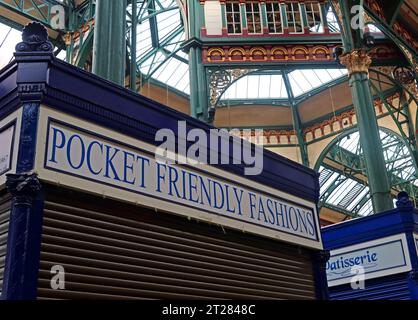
top-left (228, 47), bottom-right (246, 61)
top-left (207, 48), bottom-right (226, 62)
top-left (270, 46), bottom-right (288, 60)
top-left (314, 126), bottom-right (415, 170)
top-left (291, 46), bottom-right (310, 60)
top-left (314, 126), bottom-right (418, 217)
top-left (249, 47), bottom-right (268, 61)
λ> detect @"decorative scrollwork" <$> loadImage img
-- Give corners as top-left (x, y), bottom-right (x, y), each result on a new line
top-left (392, 66), bottom-right (416, 85)
top-left (397, 44), bottom-right (418, 74)
top-left (15, 22), bottom-right (53, 53)
top-left (208, 68), bottom-right (255, 108)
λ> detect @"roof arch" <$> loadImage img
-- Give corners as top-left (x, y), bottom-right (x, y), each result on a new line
top-left (316, 126), bottom-right (418, 218)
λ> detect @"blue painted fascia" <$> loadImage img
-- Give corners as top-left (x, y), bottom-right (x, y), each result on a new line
top-left (322, 208), bottom-right (418, 250)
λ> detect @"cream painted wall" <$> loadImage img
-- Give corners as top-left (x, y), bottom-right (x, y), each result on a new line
top-left (307, 136), bottom-right (336, 169)
top-left (377, 114), bottom-right (403, 136)
top-left (204, 1), bottom-right (223, 36)
top-left (267, 147), bottom-right (301, 164)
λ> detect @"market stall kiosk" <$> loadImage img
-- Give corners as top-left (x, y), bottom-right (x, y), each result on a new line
top-left (322, 193), bottom-right (418, 300)
top-left (0, 23), bottom-right (328, 300)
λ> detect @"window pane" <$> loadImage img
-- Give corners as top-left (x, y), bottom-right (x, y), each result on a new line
top-left (327, 7), bottom-right (341, 33)
top-left (306, 2), bottom-right (324, 33)
top-left (226, 2), bottom-right (242, 34)
top-left (286, 2), bottom-right (303, 33)
top-left (246, 2), bottom-right (262, 34)
top-left (266, 2), bottom-right (283, 33)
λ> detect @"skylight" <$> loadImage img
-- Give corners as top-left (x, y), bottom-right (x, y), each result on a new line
top-left (0, 2), bottom-right (349, 101)
top-left (0, 23), bottom-right (66, 70)
top-left (221, 74), bottom-right (288, 100)
top-left (131, 4), bottom-right (348, 100)
top-left (287, 69), bottom-right (348, 97)
top-left (0, 24), bottom-right (21, 68)
top-left (219, 69), bottom-right (348, 101)
top-left (319, 130), bottom-right (418, 217)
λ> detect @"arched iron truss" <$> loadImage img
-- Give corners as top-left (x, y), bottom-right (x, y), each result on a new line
top-left (311, 66), bottom-right (418, 218)
top-left (368, 68), bottom-right (418, 164)
top-left (315, 126), bottom-right (418, 217)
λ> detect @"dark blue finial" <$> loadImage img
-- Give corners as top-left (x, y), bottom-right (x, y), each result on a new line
top-left (396, 191), bottom-right (414, 210)
top-left (15, 21), bottom-right (53, 53)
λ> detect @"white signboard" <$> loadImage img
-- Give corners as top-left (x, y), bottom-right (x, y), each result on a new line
top-left (326, 234), bottom-right (412, 287)
top-left (42, 118), bottom-right (321, 248)
top-left (0, 122), bottom-right (16, 176)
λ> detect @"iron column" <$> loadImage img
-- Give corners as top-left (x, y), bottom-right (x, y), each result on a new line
top-left (92, 0), bottom-right (127, 85)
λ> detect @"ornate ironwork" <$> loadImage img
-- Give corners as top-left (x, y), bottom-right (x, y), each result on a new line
top-left (393, 67), bottom-right (416, 85)
top-left (339, 49), bottom-right (372, 77)
top-left (15, 22), bottom-right (54, 53)
top-left (208, 68), bottom-right (255, 108)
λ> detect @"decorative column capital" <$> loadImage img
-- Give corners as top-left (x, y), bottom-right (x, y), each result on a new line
top-left (62, 32), bottom-right (72, 46)
top-left (15, 22), bottom-right (54, 54)
top-left (396, 191), bottom-right (414, 210)
top-left (6, 172), bottom-right (42, 206)
top-left (339, 49), bottom-right (372, 77)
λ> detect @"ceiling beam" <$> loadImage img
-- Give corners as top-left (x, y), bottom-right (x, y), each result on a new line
top-left (283, 72), bottom-right (310, 166)
top-left (379, 0), bottom-right (406, 26)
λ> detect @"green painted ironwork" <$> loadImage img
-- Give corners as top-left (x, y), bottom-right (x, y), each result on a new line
top-left (347, 71), bottom-right (393, 212)
top-left (92, 0), bottom-right (127, 85)
top-left (283, 72), bottom-right (309, 166)
top-left (0, 0), bottom-right (68, 29)
top-left (363, 2), bottom-right (417, 57)
top-left (334, 0), bottom-right (394, 213)
top-left (130, 0), bottom-right (138, 91)
top-left (316, 126), bottom-right (418, 217)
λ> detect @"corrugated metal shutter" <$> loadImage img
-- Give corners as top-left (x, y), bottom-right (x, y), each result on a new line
top-left (0, 192), bottom-right (12, 296)
top-left (329, 273), bottom-right (412, 300)
top-left (37, 188), bottom-right (317, 300)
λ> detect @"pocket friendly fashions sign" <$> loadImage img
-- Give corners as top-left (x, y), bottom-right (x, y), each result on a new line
top-left (43, 120), bottom-right (321, 246)
top-left (326, 234), bottom-right (412, 287)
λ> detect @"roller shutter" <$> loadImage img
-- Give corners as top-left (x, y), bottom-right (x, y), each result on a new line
top-left (329, 273), bottom-right (412, 300)
top-left (37, 188), bottom-right (317, 300)
top-left (0, 192), bottom-right (12, 296)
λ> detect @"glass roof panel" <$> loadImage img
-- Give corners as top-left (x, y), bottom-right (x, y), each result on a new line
top-left (0, 23), bottom-right (66, 69)
top-left (1, 4), bottom-right (348, 101)
top-left (320, 129), bottom-right (418, 218)
top-left (326, 7), bottom-right (341, 33)
top-left (357, 198), bottom-right (373, 217)
top-left (221, 74), bottom-right (289, 100)
top-left (156, 9), bottom-right (182, 40)
top-left (0, 25), bottom-right (21, 68)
